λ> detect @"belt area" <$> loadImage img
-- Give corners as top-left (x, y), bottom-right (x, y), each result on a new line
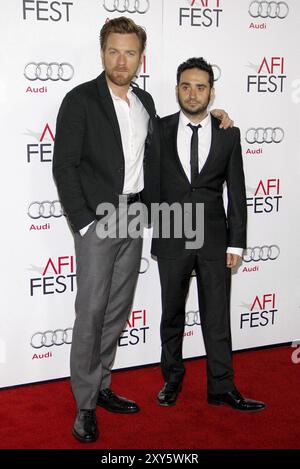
top-left (122, 193), bottom-right (141, 205)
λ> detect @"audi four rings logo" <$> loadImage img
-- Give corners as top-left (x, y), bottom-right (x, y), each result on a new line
top-left (139, 257), bottom-right (150, 274)
top-left (212, 65), bottom-right (221, 81)
top-left (249, 1), bottom-right (289, 18)
top-left (31, 328), bottom-right (73, 349)
top-left (185, 311), bottom-right (201, 327)
top-left (245, 127), bottom-right (284, 144)
top-left (243, 245), bottom-right (280, 262)
top-left (24, 62), bottom-right (74, 81)
top-left (28, 201), bottom-right (64, 219)
top-left (103, 0), bottom-right (150, 13)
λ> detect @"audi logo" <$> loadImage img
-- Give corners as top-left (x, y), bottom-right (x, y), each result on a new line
top-left (249, 1), bottom-right (289, 19)
top-left (31, 328), bottom-right (73, 349)
top-left (139, 257), bottom-right (150, 274)
top-left (212, 64), bottom-right (221, 82)
top-left (103, 0), bottom-right (150, 14)
top-left (245, 127), bottom-right (284, 144)
top-left (28, 201), bottom-right (64, 219)
top-left (243, 245), bottom-right (280, 262)
top-left (185, 311), bottom-right (201, 327)
top-left (24, 62), bottom-right (74, 81)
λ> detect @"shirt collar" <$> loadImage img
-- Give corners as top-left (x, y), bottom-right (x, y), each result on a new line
top-left (179, 110), bottom-right (211, 129)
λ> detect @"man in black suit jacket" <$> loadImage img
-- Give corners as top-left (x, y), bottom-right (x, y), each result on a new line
top-left (53, 17), bottom-right (162, 443)
top-left (152, 57), bottom-right (266, 412)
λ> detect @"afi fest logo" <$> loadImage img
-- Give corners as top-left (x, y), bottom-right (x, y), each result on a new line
top-left (25, 123), bottom-right (54, 163)
top-left (118, 309), bottom-right (149, 347)
top-left (247, 178), bottom-right (282, 213)
top-left (179, 0), bottom-right (223, 27)
top-left (240, 293), bottom-right (278, 329)
top-left (22, 0), bottom-right (73, 21)
top-left (29, 256), bottom-right (76, 296)
top-left (247, 57), bottom-right (286, 93)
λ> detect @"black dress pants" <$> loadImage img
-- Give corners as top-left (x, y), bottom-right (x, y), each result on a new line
top-left (158, 250), bottom-right (235, 394)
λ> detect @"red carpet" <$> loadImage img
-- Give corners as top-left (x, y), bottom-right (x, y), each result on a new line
top-left (0, 345), bottom-right (299, 449)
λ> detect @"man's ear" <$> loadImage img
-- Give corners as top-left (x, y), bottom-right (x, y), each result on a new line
top-left (175, 85), bottom-right (179, 102)
top-left (210, 87), bottom-right (215, 101)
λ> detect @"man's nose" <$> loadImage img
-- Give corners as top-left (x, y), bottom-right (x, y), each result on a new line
top-left (189, 88), bottom-right (196, 99)
top-left (117, 53), bottom-right (126, 65)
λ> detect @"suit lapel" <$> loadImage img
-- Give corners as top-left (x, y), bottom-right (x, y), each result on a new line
top-left (96, 72), bottom-right (123, 152)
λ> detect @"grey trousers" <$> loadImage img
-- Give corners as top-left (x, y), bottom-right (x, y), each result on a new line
top-left (70, 219), bottom-right (143, 409)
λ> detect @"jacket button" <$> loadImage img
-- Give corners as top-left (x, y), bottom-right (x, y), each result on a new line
top-left (191, 188), bottom-right (196, 192)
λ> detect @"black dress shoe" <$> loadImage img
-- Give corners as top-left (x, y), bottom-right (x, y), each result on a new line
top-left (208, 388), bottom-right (266, 412)
top-left (97, 389), bottom-right (140, 413)
top-left (157, 382), bottom-right (181, 406)
top-left (72, 409), bottom-right (99, 443)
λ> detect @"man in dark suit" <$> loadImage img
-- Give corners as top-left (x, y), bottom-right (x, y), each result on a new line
top-left (152, 57), bottom-right (266, 412)
top-left (53, 17), bottom-right (161, 443)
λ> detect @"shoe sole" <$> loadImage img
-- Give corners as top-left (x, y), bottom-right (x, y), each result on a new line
top-left (97, 403), bottom-right (140, 414)
top-left (207, 399), bottom-right (267, 413)
top-left (72, 428), bottom-right (99, 443)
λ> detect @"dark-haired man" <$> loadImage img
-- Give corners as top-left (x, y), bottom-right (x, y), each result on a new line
top-left (53, 18), bottom-right (233, 442)
top-left (152, 57), bottom-right (266, 413)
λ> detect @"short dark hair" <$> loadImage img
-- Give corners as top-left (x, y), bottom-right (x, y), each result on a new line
top-left (177, 57), bottom-right (214, 88)
top-left (100, 16), bottom-right (147, 54)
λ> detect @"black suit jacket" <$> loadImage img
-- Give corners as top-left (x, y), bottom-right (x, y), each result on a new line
top-left (151, 113), bottom-right (247, 260)
top-left (53, 71), bottom-right (160, 232)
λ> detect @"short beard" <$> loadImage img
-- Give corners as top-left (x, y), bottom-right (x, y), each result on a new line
top-left (106, 70), bottom-right (136, 87)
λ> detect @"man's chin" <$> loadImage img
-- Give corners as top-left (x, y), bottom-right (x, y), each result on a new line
top-left (182, 106), bottom-right (204, 116)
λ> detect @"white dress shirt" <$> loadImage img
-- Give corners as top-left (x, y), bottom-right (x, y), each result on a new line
top-left (177, 111), bottom-right (243, 258)
top-left (80, 86), bottom-right (149, 236)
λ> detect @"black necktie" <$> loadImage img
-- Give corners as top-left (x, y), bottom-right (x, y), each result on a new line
top-left (188, 123), bottom-right (201, 186)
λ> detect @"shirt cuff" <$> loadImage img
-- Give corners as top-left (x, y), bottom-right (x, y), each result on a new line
top-left (226, 247), bottom-right (243, 258)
